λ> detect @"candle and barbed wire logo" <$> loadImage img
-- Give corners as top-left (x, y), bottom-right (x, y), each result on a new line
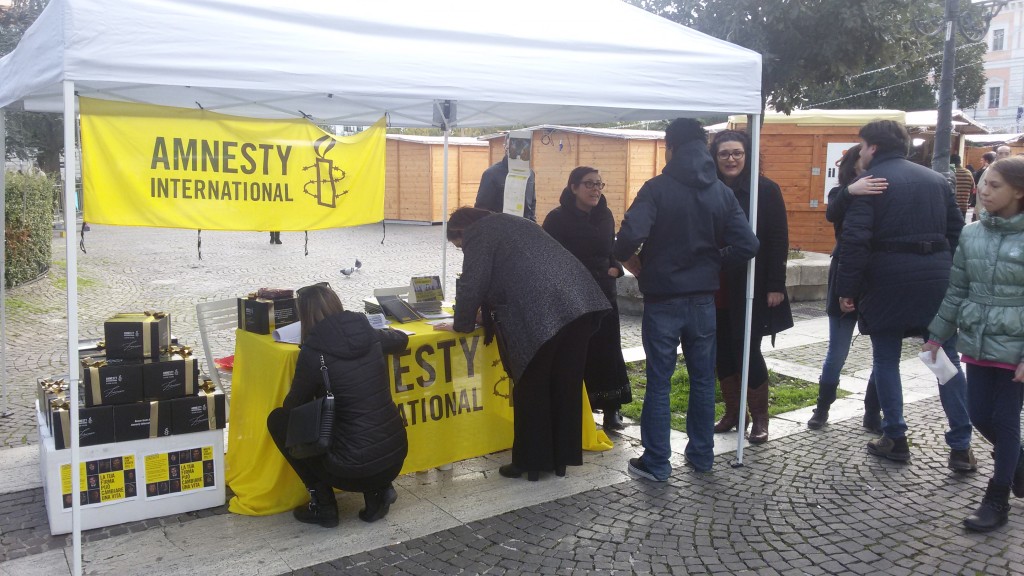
top-left (304, 135), bottom-right (348, 208)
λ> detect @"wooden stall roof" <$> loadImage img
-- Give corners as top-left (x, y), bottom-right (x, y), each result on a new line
top-left (386, 134), bottom-right (488, 146)
top-left (478, 125), bottom-right (664, 141)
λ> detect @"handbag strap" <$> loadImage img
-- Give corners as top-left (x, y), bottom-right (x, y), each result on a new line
top-left (320, 354), bottom-right (334, 398)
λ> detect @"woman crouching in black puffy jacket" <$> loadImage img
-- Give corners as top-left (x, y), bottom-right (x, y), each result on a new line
top-left (267, 283), bottom-right (409, 528)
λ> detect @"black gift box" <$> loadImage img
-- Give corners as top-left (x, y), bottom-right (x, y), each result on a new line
top-left (104, 313), bottom-right (171, 360)
top-left (113, 401), bottom-right (173, 441)
top-left (81, 362), bottom-right (144, 407)
top-left (52, 405), bottom-right (115, 449)
top-left (170, 391), bottom-right (226, 435)
top-left (37, 377), bottom-right (69, 431)
top-left (141, 355), bottom-right (200, 401)
top-left (237, 297), bottom-right (297, 335)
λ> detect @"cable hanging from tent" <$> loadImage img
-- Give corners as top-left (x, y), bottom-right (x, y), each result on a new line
top-left (304, 231), bottom-right (308, 257)
top-left (79, 222), bottom-right (87, 253)
top-left (195, 101), bottom-right (204, 110)
top-left (806, 61), bottom-right (979, 108)
top-left (197, 229), bottom-right (202, 260)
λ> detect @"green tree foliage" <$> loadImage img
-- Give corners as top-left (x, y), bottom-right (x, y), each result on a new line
top-left (4, 170), bottom-right (54, 287)
top-left (1, 0), bottom-right (62, 175)
top-left (629, 0), bottom-right (987, 114)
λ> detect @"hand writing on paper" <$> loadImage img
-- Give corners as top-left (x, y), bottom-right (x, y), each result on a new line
top-left (433, 322), bottom-right (455, 332)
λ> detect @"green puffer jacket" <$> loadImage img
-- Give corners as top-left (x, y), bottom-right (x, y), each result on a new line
top-left (928, 212), bottom-right (1024, 366)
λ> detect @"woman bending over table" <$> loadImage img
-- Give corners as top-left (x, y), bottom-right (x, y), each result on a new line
top-left (267, 283), bottom-right (409, 528)
top-left (437, 207), bottom-right (610, 481)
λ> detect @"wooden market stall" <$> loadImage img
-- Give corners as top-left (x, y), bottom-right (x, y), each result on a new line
top-left (385, 135), bottom-right (490, 223)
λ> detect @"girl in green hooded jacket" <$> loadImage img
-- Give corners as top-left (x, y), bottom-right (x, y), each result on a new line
top-left (924, 156), bottom-right (1024, 533)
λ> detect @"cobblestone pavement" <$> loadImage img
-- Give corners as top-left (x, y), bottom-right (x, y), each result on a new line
top-left (306, 397), bottom-right (1024, 576)
top-left (2, 225), bottom-right (1022, 575)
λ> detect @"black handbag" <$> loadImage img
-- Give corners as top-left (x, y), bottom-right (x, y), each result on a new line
top-left (285, 354), bottom-right (335, 459)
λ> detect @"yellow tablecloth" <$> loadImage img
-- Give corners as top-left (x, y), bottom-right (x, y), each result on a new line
top-left (225, 320), bottom-right (612, 515)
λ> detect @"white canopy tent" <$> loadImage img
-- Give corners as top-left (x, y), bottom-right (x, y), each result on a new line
top-left (0, 1), bottom-right (764, 572)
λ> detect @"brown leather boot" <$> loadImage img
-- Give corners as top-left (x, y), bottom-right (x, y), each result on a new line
top-left (747, 380), bottom-right (770, 444)
top-left (714, 374), bottom-right (744, 433)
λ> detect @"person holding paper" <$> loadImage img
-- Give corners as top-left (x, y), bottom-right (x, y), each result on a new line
top-left (439, 207), bottom-right (610, 480)
top-left (923, 156), bottom-right (1024, 532)
top-left (266, 284), bottom-right (409, 527)
top-left (475, 136), bottom-right (537, 221)
top-left (542, 166), bottom-right (632, 431)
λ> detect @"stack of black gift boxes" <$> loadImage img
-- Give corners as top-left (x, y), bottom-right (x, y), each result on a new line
top-left (40, 312), bottom-right (226, 449)
top-left (237, 288), bottom-right (297, 334)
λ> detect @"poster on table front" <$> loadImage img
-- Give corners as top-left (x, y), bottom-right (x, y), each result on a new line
top-left (823, 142), bottom-right (859, 203)
top-left (61, 454), bottom-right (138, 509)
top-left (143, 445), bottom-right (217, 500)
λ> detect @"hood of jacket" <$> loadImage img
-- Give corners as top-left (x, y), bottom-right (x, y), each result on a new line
top-left (662, 139), bottom-right (718, 190)
top-left (302, 311), bottom-right (375, 360)
top-left (558, 185), bottom-right (609, 215)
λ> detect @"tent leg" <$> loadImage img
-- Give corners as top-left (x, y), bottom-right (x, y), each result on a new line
top-left (63, 80), bottom-right (83, 576)
top-left (0, 110), bottom-right (9, 419)
top-left (734, 114), bottom-right (762, 468)
top-left (441, 129), bottom-right (450, 298)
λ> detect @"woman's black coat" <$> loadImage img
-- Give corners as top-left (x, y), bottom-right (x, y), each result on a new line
top-left (542, 187), bottom-right (624, 302)
top-left (283, 311), bottom-right (409, 479)
top-left (722, 175), bottom-right (794, 339)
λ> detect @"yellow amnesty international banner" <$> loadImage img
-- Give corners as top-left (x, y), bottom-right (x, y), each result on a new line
top-left (79, 97), bottom-right (386, 231)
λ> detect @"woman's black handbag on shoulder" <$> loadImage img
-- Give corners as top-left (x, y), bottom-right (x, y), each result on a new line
top-left (285, 354), bottom-right (335, 459)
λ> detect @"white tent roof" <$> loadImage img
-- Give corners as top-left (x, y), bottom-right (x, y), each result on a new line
top-left (0, 0), bottom-right (762, 126)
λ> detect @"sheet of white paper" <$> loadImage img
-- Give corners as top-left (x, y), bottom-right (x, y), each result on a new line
top-left (272, 321), bottom-right (302, 344)
top-left (365, 313), bottom-right (388, 329)
top-left (918, 350), bottom-right (959, 385)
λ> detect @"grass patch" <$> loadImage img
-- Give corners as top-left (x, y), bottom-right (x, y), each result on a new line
top-left (49, 260), bottom-right (100, 291)
top-left (787, 248), bottom-right (805, 260)
top-left (619, 359), bottom-right (848, 432)
top-left (5, 297), bottom-right (50, 315)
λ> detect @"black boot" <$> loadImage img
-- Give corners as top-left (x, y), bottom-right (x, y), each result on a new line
top-left (964, 480), bottom-right (1010, 532)
top-left (808, 381), bottom-right (837, 429)
top-left (293, 484), bottom-right (339, 528)
top-left (359, 484), bottom-right (398, 523)
top-left (747, 380), bottom-right (770, 444)
top-left (602, 409), bottom-right (625, 431)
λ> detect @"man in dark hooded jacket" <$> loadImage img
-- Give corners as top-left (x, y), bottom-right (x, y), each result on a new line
top-left (613, 118), bottom-right (758, 480)
top-left (475, 145), bottom-right (537, 221)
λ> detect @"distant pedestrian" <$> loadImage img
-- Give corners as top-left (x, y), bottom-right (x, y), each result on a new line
top-left (613, 118), bottom-right (758, 479)
top-left (950, 154), bottom-right (975, 217)
top-left (269, 231), bottom-right (282, 244)
top-left (923, 156), bottom-right (1024, 532)
top-left (475, 136), bottom-right (537, 221)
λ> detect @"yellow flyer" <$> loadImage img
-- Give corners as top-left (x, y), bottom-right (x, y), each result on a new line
top-left (144, 446), bottom-right (217, 499)
top-left (60, 454), bottom-right (138, 509)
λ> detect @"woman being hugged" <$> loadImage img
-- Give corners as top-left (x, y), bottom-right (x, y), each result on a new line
top-left (807, 145), bottom-right (887, 430)
top-left (267, 283), bottom-right (409, 528)
top-left (542, 166), bottom-right (632, 431)
top-left (923, 156), bottom-right (1024, 532)
top-left (710, 129), bottom-right (793, 444)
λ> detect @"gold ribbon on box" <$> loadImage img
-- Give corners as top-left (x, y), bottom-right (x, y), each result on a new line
top-left (199, 378), bottom-right (217, 394)
top-left (56, 408), bottom-right (71, 448)
top-left (87, 366), bottom-right (103, 406)
top-left (81, 357), bottom-right (107, 368)
top-left (161, 345), bottom-right (193, 357)
top-left (198, 389), bottom-right (220, 430)
top-left (111, 311), bottom-right (168, 357)
top-left (149, 401), bottom-right (162, 438)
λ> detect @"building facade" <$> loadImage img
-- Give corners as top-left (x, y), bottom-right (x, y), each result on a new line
top-left (977, 1), bottom-right (1024, 132)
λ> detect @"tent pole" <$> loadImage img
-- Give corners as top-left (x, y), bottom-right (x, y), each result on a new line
top-left (0, 110), bottom-right (9, 419)
top-left (735, 114), bottom-right (761, 467)
top-left (63, 80), bottom-right (83, 576)
top-left (442, 128), bottom-right (450, 298)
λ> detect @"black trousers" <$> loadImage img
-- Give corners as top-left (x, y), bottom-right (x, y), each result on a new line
top-left (511, 313), bottom-right (600, 472)
top-left (267, 408), bottom-right (402, 493)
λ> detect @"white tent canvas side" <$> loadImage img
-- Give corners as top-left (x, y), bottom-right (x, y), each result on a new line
top-left (0, 1), bottom-right (764, 573)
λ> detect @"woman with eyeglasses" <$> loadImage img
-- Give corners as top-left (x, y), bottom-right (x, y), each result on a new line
top-left (709, 130), bottom-right (793, 444)
top-left (542, 167), bottom-right (632, 432)
top-left (266, 283), bottom-right (410, 528)
top-left (438, 206), bottom-right (611, 481)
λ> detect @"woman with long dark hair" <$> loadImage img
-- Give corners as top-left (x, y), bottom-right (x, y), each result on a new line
top-left (543, 166), bottom-right (632, 430)
top-left (709, 129), bottom-right (793, 444)
top-left (267, 284), bottom-right (409, 527)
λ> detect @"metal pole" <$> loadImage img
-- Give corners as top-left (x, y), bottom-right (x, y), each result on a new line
top-left (932, 0), bottom-right (957, 175)
top-left (735, 115), bottom-right (762, 467)
top-left (63, 80), bottom-right (82, 576)
top-left (0, 110), bottom-right (9, 419)
top-left (442, 128), bottom-right (450, 299)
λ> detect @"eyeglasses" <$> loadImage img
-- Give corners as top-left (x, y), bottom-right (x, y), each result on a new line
top-left (717, 150), bottom-right (745, 161)
top-left (581, 181), bottom-right (606, 190)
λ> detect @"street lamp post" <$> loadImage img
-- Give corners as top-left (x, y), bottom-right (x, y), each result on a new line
top-left (915, 0), bottom-right (1007, 175)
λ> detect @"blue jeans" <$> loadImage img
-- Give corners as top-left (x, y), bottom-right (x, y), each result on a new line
top-left (640, 294), bottom-right (717, 477)
top-left (935, 335), bottom-right (972, 451)
top-left (966, 364), bottom-right (1024, 486)
top-left (870, 331), bottom-right (908, 439)
top-left (817, 313), bottom-right (858, 404)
